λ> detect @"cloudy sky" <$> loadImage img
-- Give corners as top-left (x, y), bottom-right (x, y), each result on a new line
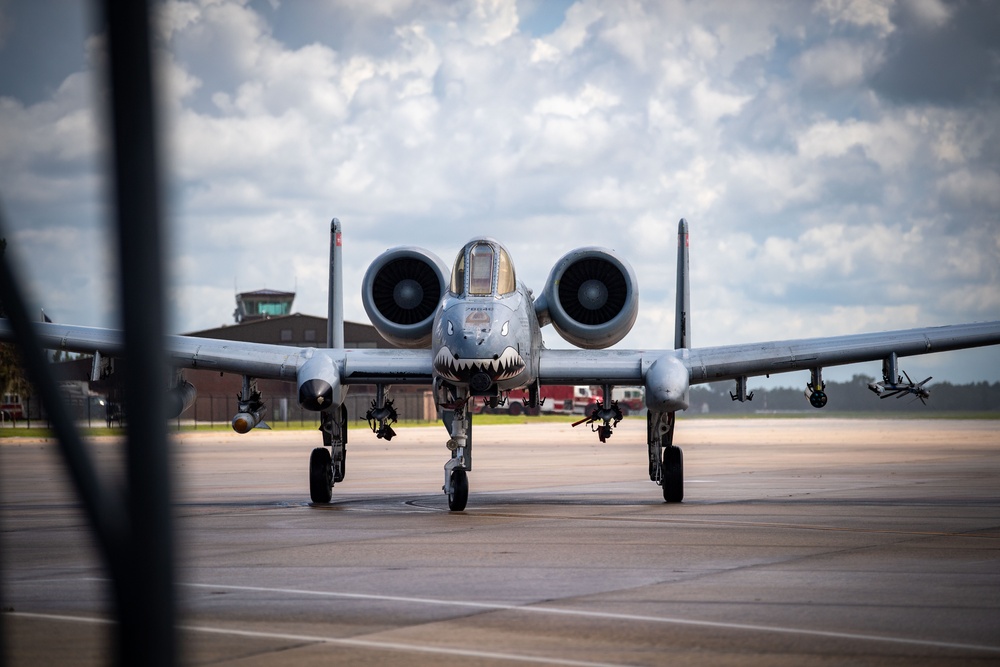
top-left (0, 0), bottom-right (998, 387)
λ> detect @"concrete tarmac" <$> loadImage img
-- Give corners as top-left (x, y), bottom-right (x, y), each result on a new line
top-left (3, 418), bottom-right (1000, 666)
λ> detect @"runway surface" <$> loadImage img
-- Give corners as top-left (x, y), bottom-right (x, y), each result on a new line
top-left (3, 418), bottom-right (1000, 666)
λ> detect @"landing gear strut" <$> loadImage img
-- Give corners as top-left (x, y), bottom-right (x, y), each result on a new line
top-left (439, 382), bottom-right (472, 511)
top-left (648, 410), bottom-right (683, 503)
top-left (310, 404), bottom-right (347, 503)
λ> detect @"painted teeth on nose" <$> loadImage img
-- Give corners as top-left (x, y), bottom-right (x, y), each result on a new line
top-left (434, 346), bottom-right (524, 381)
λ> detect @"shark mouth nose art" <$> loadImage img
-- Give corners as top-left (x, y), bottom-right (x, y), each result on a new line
top-left (434, 346), bottom-right (525, 383)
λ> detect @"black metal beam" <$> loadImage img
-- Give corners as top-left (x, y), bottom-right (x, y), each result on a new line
top-left (0, 0), bottom-right (178, 663)
top-left (99, 0), bottom-right (176, 664)
top-left (0, 216), bottom-right (129, 661)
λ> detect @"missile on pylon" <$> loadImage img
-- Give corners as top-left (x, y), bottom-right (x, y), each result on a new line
top-left (232, 408), bottom-right (270, 433)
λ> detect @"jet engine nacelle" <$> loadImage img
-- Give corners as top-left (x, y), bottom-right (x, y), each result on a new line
top-left (536, 247), bottom-right (638, 349)
top-left (362, 246), bottom-right (449, 348)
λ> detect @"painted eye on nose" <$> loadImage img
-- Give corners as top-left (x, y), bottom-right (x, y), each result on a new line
top-left (447, 321), bottom-right (455, 336)
top-left (501, 321), bottom-right (509, 336)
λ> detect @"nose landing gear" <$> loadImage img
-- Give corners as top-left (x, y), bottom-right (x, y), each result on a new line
top-left (439, 382), bottom-right (472, 511)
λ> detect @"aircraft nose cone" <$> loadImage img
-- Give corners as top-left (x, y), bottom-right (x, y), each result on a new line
top-left (299, 379), bottom-right (333, 411)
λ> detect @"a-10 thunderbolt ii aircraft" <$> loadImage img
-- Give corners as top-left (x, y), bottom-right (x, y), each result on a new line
top-left (3, 219), bottom-right (1000, 511)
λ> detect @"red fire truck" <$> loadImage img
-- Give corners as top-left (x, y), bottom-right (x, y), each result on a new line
top-left (1, 394), bottom-right (25, 422)
top-left (611, 387), bottom-right (645, 415)
top-left (474, 385), bottom-right (598, 416)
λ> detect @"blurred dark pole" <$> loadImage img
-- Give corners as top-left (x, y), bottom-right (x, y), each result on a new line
top-left (1, 215), bottom-right (129, 664)
top-left (99, 0), bottom-right (176, 665)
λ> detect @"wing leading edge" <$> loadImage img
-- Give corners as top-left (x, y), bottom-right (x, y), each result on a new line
top-left (537, 320), bottom-right (1000, 386)
top-left (0, 321), bottom-right (434, 385)
top-left (683, 320), bottom-right (1000, 384)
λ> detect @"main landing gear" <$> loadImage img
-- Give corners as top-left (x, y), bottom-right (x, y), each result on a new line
top-left (648, 410), bottom-right (683, 503)
top-left (309, 446), bottom-right (333, 504)
top-left (310, 404), bottom-right (347, 504)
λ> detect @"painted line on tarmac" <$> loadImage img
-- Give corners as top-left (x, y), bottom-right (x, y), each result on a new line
top-left (9, 611), bottom-right (625, 667)
top-left (60, 577), bottom-right (1000, 655)
top-left (407, 502), bottom-right (1000, 539)
top-left (174, 581), bottom-right (1000, 655)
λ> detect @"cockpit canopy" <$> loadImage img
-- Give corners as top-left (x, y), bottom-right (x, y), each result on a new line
top-left (449, 240), bottom-right (516, 296)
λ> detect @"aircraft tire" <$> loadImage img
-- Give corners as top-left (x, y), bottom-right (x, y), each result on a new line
top-left (661, 446), bottom-right (683, 503)
top-left (309, 447), bottom-right (333, 504)
top-left (448, 468), bottom-right (469, 511)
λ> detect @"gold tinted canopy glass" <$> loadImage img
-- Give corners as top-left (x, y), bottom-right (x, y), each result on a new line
top-left (469, 244), bottom-right (494, 295)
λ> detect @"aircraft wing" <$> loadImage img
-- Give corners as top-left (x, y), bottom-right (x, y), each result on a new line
top-left (5, 319), bottom-right (999, 387)
top-left (682, 321), bottom-right (1000, 383)
top-left (538, 321), bottom-right (1000, 385)
top-left (0, 321), bottom-right (434, 385)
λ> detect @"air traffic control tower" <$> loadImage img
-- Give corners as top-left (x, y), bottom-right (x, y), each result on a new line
top-left (233, 289), bottom-right (295, 324)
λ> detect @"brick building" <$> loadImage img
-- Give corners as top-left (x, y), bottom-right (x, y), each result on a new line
top-left (176, 312), bottom-right (436, 425)
top-left (56, 291), bottom-right (437, 427)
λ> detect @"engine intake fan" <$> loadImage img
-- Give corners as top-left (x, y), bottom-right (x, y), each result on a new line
top-left (537, 247), bottom-right (638, 349)
top-left (362, 246), bottom-right (449, 348)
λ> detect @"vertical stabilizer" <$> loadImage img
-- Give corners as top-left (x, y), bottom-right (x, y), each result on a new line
top-left (328, 218), bottom-right (344, 349)
top-left (674, 218), bottom-right (690, 350)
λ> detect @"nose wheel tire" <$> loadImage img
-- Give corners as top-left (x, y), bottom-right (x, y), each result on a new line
top-left (448, 468), bottom-right (469, 511)
top-left (310, 447), bottom-right (333, 504)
